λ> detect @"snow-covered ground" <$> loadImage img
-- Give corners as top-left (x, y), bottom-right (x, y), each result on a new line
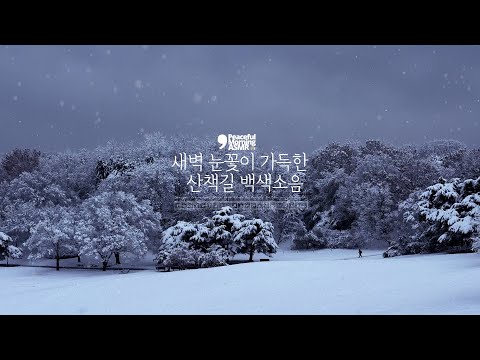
top-left (1, 249), bottom-right (480, 314)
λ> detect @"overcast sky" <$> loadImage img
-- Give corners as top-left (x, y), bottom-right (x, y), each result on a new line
top-left (1, 45), bottom-right (479, 153)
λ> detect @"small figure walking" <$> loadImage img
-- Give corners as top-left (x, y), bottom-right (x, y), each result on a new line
top-left (358, 248), bottom-right (363, 258)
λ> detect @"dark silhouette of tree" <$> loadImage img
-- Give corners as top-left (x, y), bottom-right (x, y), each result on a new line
top-left (2, 148), bottom-right (41, 179)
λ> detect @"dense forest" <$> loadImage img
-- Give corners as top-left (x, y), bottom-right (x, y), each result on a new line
top-left (1, 134), bottom-right (479, 269)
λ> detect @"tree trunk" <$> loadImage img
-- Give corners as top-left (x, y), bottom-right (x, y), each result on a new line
top-left (56, 257), bottom-right (60, 271)
top-left (77, 255), bottom-right (81, 263)
top-left (102, 261), bottom-right (108, 271)
top-left (114, 252), bottom-right (121, 265)
top-left (249, 247), bottom-right (254, 262)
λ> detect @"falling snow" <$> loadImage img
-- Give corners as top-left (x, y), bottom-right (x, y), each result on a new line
top-left (193, 93), bottom-right (203, 104)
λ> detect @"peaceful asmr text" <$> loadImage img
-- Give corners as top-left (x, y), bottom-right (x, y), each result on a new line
top-left (217, 134), bottom-right (256, 150)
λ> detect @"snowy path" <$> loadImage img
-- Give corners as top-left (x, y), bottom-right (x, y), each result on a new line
top-left (1, 249), bottom-right (479, 314)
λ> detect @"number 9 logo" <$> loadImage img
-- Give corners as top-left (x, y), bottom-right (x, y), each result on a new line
top-left (218, 134), bottom-right (228, 149)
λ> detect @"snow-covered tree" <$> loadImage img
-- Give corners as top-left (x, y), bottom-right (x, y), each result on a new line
top-left (387, 177), bottom-right (480, 255)
top-left (1, 170), bottom-right (73, 248)
top-left (24, 206), bottom-right (84, 270)
top-left (232, 219), bottom-right (277, 261)
top-left (350, 182), bottom-right (396, 247)
top-left (292, 221), bottom-right (325, 250)
top-left (79, 191), bottom-right (161, 270)
top-left (159, 221), bottom-right (201, 249)
top-left (97, 159), bottom-right (175, 221)
top-left (384, 190), bottom-right (430, 256)
top-left (1, 148), bottom-right (41, 180)
top-left (2, 201), bottom-right (40, 247)
top-left (155, 208), bottom-right (274, 269)
top-left (40, 150), bottom-right (97, 202)
top-left (267, 192), bottom-right (306, 245)
top-left (0, 231), bottom-right (22, 265)
top-left (278, 211), bottom-right (303, 246)
top-left (204, 207), bottom-right (245, 255)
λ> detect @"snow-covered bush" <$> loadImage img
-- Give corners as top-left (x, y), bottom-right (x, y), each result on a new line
top-left (155, 221), bottom-right (202, 269)
top-left (155, 207), bottom-right (278, 269)
top-left (155, 242), bottom-right (202, 270)
top-left (383, 246), bottom-right (401, 258)
top-left (155, 220), bottom-right (224, 269)
top-left (0, 231), bottom-right (23, 264)
top-left (198, 245), bottom-right (229, 268)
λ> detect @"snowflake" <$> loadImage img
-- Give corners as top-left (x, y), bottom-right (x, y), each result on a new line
top-left (193, 93), bottom-right (203, 104)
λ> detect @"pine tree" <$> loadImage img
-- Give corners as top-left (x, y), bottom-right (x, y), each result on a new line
top-left (204, 206), bottom-right (245, 255)
top-left (232, 219), bottom-right (278, 261)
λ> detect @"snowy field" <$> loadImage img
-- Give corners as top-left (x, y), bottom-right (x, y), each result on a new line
top-left (1, 249), bottom-right (480, 314)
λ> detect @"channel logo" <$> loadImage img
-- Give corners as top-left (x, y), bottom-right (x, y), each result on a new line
top-left (217, 134), bottom-right (256, 150)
